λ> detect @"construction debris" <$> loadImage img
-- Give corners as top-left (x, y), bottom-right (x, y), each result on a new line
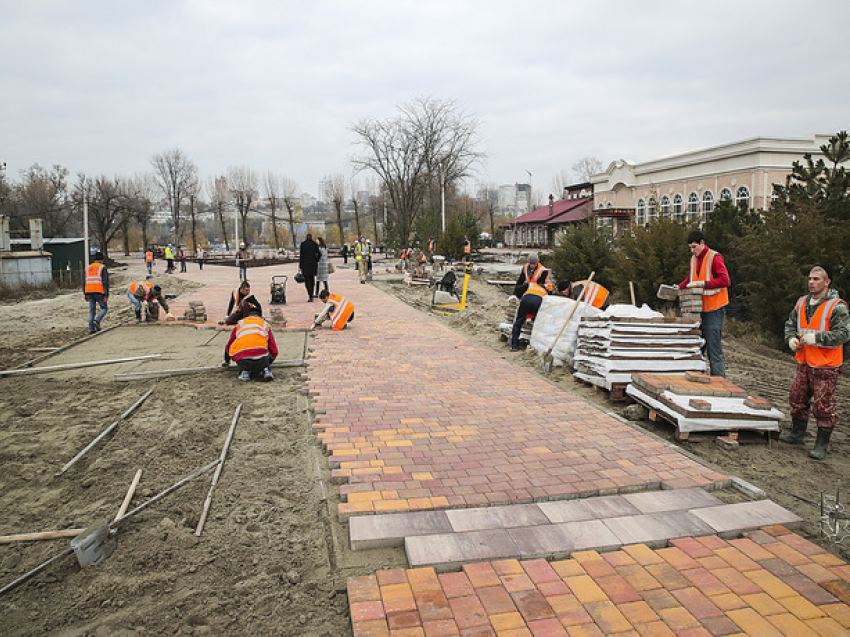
top-left (269, 307), bottom-right (287, 326)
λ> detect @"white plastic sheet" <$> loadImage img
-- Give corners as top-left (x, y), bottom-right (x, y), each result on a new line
top-left (529, 296), bottom-right (601, 366)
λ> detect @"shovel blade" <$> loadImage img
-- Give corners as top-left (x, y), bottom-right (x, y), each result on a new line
top-left (71, 520), bottom-right (116, 566)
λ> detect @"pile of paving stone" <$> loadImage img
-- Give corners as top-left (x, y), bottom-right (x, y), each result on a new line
top-left (181, 301), bottom-right (207, 323)
top-left (573, 314), bottom-right (707, 390)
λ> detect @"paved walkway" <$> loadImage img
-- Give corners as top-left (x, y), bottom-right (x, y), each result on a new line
top-left (148, 257), bottom-right (850, 635)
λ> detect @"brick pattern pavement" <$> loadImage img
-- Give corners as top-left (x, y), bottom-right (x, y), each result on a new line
top-left (349, 526), bottom-right (850, 636)
top-left (305, 279), bottom-right (729, 519)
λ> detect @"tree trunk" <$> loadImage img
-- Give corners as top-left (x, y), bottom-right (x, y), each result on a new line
top-left (122, 218), bottom-right (131, 256)
top-left (217, 205), bottom-right (229, 251)
top-left (190, 195), bottom-right (197, 250)
top-left (270, 207), bottom-right (281, 250)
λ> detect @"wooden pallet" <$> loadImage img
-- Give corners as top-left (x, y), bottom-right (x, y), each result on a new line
top-left (646, 407), bottom-right (773, 444)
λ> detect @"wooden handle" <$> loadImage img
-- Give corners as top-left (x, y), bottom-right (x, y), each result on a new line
top-left (546, 271), bottom-right (595, 357)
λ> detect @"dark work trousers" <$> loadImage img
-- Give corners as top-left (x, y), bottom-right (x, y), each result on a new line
top-left (511, 294), bottom-right (543, 348)
top-left (304, 274), bottom-right (316, 301)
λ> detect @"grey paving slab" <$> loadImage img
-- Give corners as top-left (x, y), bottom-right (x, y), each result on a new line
top-left (538, 494), bottom-right (640, 524)
top-left (691, 500), bottom-right (803, 538)
top-left (445, 503), bottom-right (549, 532)
top-left (622, 487), bottom-right (722, 514)
top-left (509, 520), bottom-right (622, 560)
top-left (603, 511), bottom-right (716, 548)
top-left (405, 529), bottom-right (519, 572)
top-left (350, 510), bottom-right (452, 550)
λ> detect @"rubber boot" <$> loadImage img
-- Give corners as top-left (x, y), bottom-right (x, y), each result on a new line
top-left (134, 309), bottom-right (142, 323)
top-left (779, 419), bottom-right (808, 445)
top-left (809, 427), bottom-right (833, 460)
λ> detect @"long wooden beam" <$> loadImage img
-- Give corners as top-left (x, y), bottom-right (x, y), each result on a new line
top-left (1, 354), bottom-right (161, 378)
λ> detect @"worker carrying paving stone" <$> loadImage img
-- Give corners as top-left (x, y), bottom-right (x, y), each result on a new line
top-left (512, 252), bottom-right (553, 296)
top-left (781, 264), bottom-right (849, 459)
top-left (672, 229), bottom-right (731, 378)
top-left (311, 290), bottom-right (354, 331)
top-left (224, 299), bottom-right (277, 381)
top-left (127, 281), bottom-right (170, 323)
top-left (218, 280), bottom-right (263, 326)
top-left (563, 279), bottom-right (611, 310)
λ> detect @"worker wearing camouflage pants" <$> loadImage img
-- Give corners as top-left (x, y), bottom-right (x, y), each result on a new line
top-left (781, 265), bottom-right (849, 459)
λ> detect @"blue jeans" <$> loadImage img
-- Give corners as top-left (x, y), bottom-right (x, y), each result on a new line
top-left (88, 293), bottom-right (108, 333)
top-left (127, 289), bottom-right (142, 312)
top-left (238, 266), bottom-right (247, 280)
top-left (701, 307), bottom-right (725, 378)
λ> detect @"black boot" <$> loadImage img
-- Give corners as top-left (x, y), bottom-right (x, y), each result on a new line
top-left (135, 309), bottom-right (142, 323)
top-left (779, 419), bottom-right (808, 445)
top-left (809, 427), bottom-right (833, 460)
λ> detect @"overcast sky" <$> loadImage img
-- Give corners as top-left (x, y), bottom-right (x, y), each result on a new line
top-left (2, 1), bottom-right (848, 200)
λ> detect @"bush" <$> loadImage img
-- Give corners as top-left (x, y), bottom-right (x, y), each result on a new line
top-left (547, 222), bottom-right (615, 293)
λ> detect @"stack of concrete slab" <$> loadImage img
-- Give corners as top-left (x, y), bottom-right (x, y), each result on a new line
top-left (181, 301), bottom-right (207, 323)
top-left (573, 314), bottom-right (706, 390)
top-left (498, 297), bottom-right (532, 345)
top-left (626, 371), bottom-right (784, 437)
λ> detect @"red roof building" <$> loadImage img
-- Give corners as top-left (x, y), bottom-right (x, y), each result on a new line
top-left (503, 191), bottom-right (593, 249)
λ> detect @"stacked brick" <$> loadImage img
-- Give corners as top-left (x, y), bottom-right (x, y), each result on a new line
top-left (181, 301), bottom-right (207, 323)
top-left (268, 307), bottom-right (287, 326)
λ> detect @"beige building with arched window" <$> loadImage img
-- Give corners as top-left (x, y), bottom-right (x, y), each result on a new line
top-left (591, 134), bottom-right (842, 229)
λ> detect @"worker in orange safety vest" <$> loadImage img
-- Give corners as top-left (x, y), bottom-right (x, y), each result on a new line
top-left (780, 264), bottom-right (849, 459)
top-left (311, 290), bottom-right (354, 331)
top-left (127, 281), bottom-right (170, 323)
top-left (224, 300), bottom-right (278, 381)
top-left (145, 249), bottom-right (154, 276)
top-left (510, 281), bottom-right (549, 352)
top-left (513, 252), bottom-right (553, 296)
top-left (84, 251), bottom-right (109, 334)
top-left (566, 279), bottom-right (610, 310)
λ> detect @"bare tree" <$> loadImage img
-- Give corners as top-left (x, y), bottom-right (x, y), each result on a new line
top-left (350, 96), bottom-right (485, 247)
top-left (551, 169), bottom-right (572, 198)
top-left (79, 175), bottom-right (131, 260)
top-left (227, 165), bottom-right (258, 246)
top-left (281, 177), bottom-right (299, 250)
top-left (207, 175), bottom-right (230, 250)
top-left (14, 164), bottom-right (73, 236)
top-left (263, 172), bottom-right (283, 250)
top-left (151, 148), bottom-right (198, 244)
top-left (571, 157), bottom-right (604, 183)
top-left (125, 174), bottom-right (157, 251)
top-left (479, 183), bottom-right (500, 240)
top-left (329, 174), bottom-right (346, 247)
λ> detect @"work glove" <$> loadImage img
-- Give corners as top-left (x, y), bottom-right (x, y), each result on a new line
top-left (686, 281), bottom-right (705, 289)
top-left (801, 333), bottom-right (818, 346)
top-left (788, 337), bottom-right (800, 352)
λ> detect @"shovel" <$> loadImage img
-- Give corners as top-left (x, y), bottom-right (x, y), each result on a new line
top-left (539, 271), bottom-right (595, 373)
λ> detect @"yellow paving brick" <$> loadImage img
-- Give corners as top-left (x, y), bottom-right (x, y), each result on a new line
top-left (709, 592), bottom-right (747, 612)
top-left (807, 615), bottom-right (850, 636)
top-left (766, 612), bottom-right (818, 636)
top-left (412, 473), bottom-right (433, 481)
top-left (380, 583), bottom-right (416, 614)
top-left (386, 440), bottom-right (413, 447)
top-left (739, 592), bottom-right (787, 617)
top-left (349, 491), bottom-right (383, 503)
top-left (384, 466), bottom-right (403, 474)
top-left (618, 601), bottom-right (659, 625)
top-left (584, 600), bottom-right (632, 634)
top-left (777, 595), bottom-right (827, 621)
top-left (622, 544), bottom-right (665, 566)
top-left (551, 559), bottom-right (586, 579)
top-left (489, 611), bottom-right (526, 631)
top-left (339, 501), bottom-right (374, 516)
top-left (407, 498), bottom-right (434, 511)
top-left (633, 620), bottom-right (675, 636)
top-left (726, 608), bottom-right (783, 636)
top-left (657, 606), bottom-right (700, 632)
top-left (406, 567), bottom-right (442, 594)
top-left (744, 569), bottom-right (798, 599)
top-left (564, 575), bottom-right (609, 604)
top-left (493, 559), bottom-right (524, 575)
top-left (359, 396), bottom-right (379, 401)
top-left (822, 602), bottom-right (850, 628)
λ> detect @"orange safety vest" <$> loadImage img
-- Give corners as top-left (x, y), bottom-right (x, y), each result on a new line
top-left (129, 281), bottom-right (153, 299)
top-left (429, 239), bottom-right (435, 251)
top-left (464, 241), bottom-right (471, 254)
top-left (85, 262), bottom-right (105, 294)
top-left (525, 263), bottom-right (554, 292)
top-left (573, 280), bottom-right (609, 309)
top-left (689, 248), bottom-right (728, 312)
top-left (327, 293), bottom-right (354, 330)
top-left (795, 297), bottom-right (844, 368)
top-left (145, 251), bottom-right (153, 263)
top-left (229, 316), bottom-right (270, 358)
top-left (523, 282), bottom-right (548, 299)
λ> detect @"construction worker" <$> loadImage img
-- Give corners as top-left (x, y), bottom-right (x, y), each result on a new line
top-left (84, 251), bottom-right (109, 334)
top-left (428, 237), bottom-right (436, 261)
top-left (513, 252), bottom-right (553, 296)
top-left (355, 236), bottom-right (370, 284)
top-left (164, 244), bottom-right (175, 273)
top-left (399, 247), bottom-right (410, 270)
top-left (510, 280), bottom-right (549, 351)
top-left (178, 245), bottom-right (187, 273)
top-left (145, 248), bottom-right (154, 276)
top-left (127, 281), bottom-right (170, 323)
top-left (219, 280), bottom-right (262, 325)
top-left (224, 300), bottom-right (277, 381)
top-left (781, 264), bottom-right (849, 459)
top-left (675, 230), bottom-right (730, 377)
top-left (311, 289), bottom-right (354, 331)
top-left (565, 279), bottom-right (611, 310)
top-left (463, 236), bottom-right (471, 262)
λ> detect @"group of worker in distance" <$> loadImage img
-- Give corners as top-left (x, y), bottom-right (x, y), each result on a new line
top-left (509, 229), bottom-right (849, 460)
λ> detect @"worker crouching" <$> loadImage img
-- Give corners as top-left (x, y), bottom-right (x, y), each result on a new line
top-left (127, 281), bottom-right (170, 323)
top-left (224, 300), bottom-right (278, 381)
top-left (311, 290), bottom-right (354, 331)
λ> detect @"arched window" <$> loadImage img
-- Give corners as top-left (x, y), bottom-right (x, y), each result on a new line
top-left (702, 191), bottom-right (714, 220)
top-left (606, 202), bottom-right (613, 209)
top-left (673, 194), bottom-right (683, 220)
top-left (660, 195), bottom-right (671, 217)
top-left (636, 199), bottom-right (646, 227)
top-left (647, 198), bottom-right (657, 223)
top-left (687, 192), bottom-right (700, 221)
top-left (719, 188), bottom-right (732, 201)
top-left (736, 186), bottom-right (750, 210)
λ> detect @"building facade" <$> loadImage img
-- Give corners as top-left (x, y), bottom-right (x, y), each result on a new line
top-left (591, 134), bottom-right (842, 229)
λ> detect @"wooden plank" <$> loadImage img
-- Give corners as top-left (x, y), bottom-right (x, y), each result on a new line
top-left (195, 404), bottom-right (242, 536)
top-left (0, 529), bottom-right (85, 545)
top-left (1, 354), bottom-right (160, 377)
top-left (114, 359), bottom-right (304, 381)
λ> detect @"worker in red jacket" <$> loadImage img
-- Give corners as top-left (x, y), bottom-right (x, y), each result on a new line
top-left (224, 300), bottom-right (278, 381)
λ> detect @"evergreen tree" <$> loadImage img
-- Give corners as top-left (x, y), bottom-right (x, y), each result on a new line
top-left (548, 222), bottom-right (615, 293)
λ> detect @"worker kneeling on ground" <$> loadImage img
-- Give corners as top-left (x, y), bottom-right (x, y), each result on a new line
top-left (311, 289), bottom-right (354, 331)
top-left (510, 280), bottom-right (550, 352)
top-left (563, 279), bottom-right (611, 310)
top-left (127, 281), bottom-right (170, 323)
top-left (224, 300), bottom-right (277, 381)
